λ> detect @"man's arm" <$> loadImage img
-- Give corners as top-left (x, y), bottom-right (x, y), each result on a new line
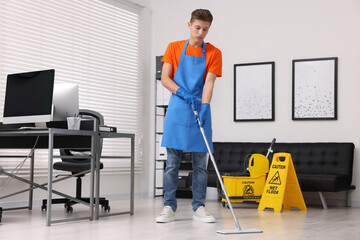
top-left (161, 62), bottom-right (179, 94)
top-left (197, 72), bottom-right (217, 127)
top-left (202, 72), bottom-right (217, 103)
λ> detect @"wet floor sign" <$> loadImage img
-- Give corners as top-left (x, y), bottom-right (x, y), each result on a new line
top-left (258, 152), bottom-right (307, 212)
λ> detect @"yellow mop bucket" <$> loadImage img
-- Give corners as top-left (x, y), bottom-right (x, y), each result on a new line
top-left (221, 174), bottom-right (267, 204)
top-left (221, 153), bottom-right (270, 205)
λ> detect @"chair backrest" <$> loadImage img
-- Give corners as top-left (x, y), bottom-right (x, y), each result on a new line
top-left (59, 109), bottom-right (104, 163)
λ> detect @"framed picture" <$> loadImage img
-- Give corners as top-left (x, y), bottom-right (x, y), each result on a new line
top-left (234, 62), bottom-right (275, 121)
top-left (292, 57), bottom-right (337, 120)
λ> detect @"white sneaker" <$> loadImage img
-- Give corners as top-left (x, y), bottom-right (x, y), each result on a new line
top-left (193, 206), bottom-right (215, 223)
top-left (156, 206), bottom-right (175, 223)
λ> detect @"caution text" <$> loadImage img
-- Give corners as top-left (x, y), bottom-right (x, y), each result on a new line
top-left (272, 165), bottom-right (286, 169)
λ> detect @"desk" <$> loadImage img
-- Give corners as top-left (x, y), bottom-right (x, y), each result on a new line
top-left (0, 128), bottom-right (135, 226)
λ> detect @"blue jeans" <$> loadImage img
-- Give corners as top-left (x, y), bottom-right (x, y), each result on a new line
top-left (163, 148), bottom-right (208, 212)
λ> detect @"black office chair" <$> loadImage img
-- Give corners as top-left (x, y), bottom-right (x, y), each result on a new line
top-left (41, 109), bottom-right (110, 213)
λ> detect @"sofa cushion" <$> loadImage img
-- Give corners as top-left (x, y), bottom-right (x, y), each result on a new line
top-left (297, 174), bottom-right (352, 192)
top-left (272, 143), bottom-right (354, 177)
top-left (210, 142), bottom-right (270, 173)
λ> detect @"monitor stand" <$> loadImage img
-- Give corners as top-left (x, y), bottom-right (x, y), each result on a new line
top-left (35, 122), bottom-right (48, 128)
top-left (18, 123), bottom-right (48, 130)
top-left (19, 122), bottom-right (49, 130)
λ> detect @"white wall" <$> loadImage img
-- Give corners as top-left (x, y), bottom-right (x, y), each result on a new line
top-left (147, 0), bottom-right (360, 205)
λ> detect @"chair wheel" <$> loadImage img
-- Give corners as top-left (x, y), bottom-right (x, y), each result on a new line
top-left (64, 202), bottom-right (72, 209)
top-left (104, 205), bottom-right (110, 212)
top-left (41, 205), bottom-right (47, 211)
top-left (66, 206), bottom-right (73, 213)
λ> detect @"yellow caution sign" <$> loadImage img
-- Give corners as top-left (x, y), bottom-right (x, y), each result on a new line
top-left (258, 153), bottom-right (307, 212)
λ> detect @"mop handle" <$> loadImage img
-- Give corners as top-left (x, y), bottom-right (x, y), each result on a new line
top-left (192, 105), bottom-right (241, 230)
top-left (265, 138), bottom-right (276, 158)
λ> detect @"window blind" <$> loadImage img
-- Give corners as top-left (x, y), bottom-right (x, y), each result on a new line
top-left (0, 0), bottom-right (143, 176)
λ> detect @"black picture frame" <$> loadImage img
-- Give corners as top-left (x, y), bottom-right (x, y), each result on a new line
top-left (234, 62), bottom-right (275, 121)
top-left (292, 57), bottom-right (338, 120)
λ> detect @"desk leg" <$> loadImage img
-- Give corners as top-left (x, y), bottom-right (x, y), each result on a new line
top-left (46, 130), bottom-right (54, 226)
top-left (28, 151), bottom-right (35, 210)
top-left (90, 133), bottom-right (96, 221)
top-left (94, 133), bottom-right (101, 220)
top-left (130, 136), bottom-right (134, 215)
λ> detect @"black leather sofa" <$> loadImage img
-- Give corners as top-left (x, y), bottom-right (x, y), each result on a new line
top-left (208, 142), bottom-right (356, 208)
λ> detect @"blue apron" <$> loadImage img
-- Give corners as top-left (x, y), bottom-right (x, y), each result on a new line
top-left (161, 40), bottom-right (213, 153)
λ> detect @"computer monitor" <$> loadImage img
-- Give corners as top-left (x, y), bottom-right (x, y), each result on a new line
top-left (2, 70), bottom-right (79, 126)
top-left (52, 83), bottom-right (79, 121)
top-left (2, 69), bottom-right (55, 124)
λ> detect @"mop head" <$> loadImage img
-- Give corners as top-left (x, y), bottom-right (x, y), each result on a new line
top-left (217, 229), bottom-right (263, 234)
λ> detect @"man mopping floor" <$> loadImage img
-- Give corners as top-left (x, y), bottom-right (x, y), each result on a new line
top-left (156, 9), bottom-right (222, 223)
top-left (155, 9), bottom-right (263, 235)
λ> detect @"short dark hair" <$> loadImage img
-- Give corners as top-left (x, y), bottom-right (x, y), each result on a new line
top-left (190, 9), bottom-right (213, 25)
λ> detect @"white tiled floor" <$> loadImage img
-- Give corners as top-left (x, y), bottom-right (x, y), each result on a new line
top-left (1, 197), bottom-right (360, 240)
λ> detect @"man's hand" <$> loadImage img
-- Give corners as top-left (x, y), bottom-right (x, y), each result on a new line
top-left (176, 87), bottom-right (200, 110)
top-left (198, 103), bottom-right (210, 127)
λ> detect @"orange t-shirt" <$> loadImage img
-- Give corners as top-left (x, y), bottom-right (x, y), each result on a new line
top-left (161, 40), bottom-right (222, 81)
